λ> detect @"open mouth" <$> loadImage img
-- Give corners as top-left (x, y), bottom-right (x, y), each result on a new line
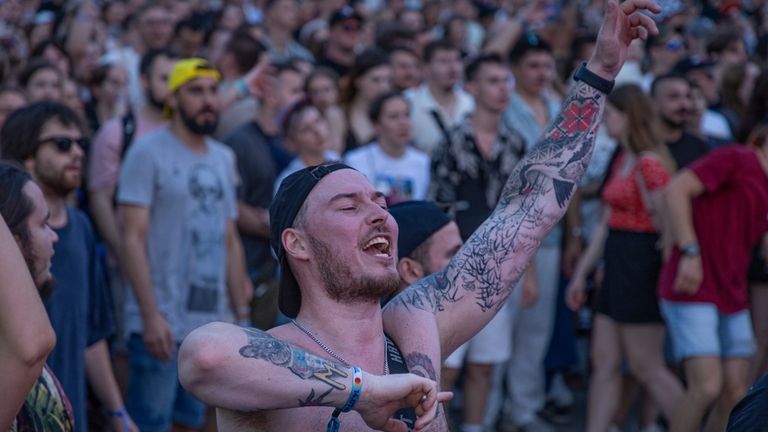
top-left (362, 235), bottom-right (392, 258)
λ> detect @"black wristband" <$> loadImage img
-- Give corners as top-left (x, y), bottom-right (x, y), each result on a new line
top-left (573, 62), bottom-right (615, 94)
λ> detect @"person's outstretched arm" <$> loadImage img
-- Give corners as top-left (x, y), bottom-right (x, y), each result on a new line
top-left (179, 322), bottom-right (451, 431)
top-left (0, 214), bottom-right (56, 429)
top-left (384, 0), bottom-right (662, 357)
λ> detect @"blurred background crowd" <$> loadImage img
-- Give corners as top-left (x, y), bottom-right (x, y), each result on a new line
top-left (2, 0), bottom-right (768, 431)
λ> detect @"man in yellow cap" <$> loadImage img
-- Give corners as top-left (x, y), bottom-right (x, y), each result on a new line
top-left (117, 57), bottom-right (250, 432)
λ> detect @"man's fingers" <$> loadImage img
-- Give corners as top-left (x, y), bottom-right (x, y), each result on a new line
top-left (630, 26), bottom-right (650, 41)
top-left (628, 12), bottom-right (659, 36)
top-left (620, 0), bottom-right (662, 16)
top-left (436, 391), bottom-right (453, 403)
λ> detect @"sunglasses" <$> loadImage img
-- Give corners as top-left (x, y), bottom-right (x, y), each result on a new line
top-left (341, 23), bottom-right (361, 32)
top-left (664, 39), bottom-right (686, 52)
top-left (39, 136), bottom-right (88, 153)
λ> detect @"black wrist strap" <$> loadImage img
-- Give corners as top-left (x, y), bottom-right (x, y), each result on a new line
top-left (574, 62), bottom-right (615, 94)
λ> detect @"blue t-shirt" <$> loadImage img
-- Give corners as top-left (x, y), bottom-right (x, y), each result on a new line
top-left (46, 206), bottom-right (113, 432)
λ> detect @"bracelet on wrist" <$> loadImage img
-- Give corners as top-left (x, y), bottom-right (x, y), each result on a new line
top-left (105, 407), bottom-right (126, 417)
top-left (573, 62), bottom-right (615, 94)
top-left (326, 367), bottom-right (363, 432)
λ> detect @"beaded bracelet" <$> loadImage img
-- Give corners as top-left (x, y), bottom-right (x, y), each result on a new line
top-left (326, 367), bottom-right (363, 432)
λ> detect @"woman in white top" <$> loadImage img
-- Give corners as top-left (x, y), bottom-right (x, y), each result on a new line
top-left (344, 91), bottom-right (430, 205)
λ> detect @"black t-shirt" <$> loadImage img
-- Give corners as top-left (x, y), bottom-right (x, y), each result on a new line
top-left (223, 121), bottom-right (284, 276)
top-left (667, 131), bottom-right (710, 169)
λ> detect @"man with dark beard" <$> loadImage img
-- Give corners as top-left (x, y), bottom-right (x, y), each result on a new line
top-left (117, 58), bottom-right (249, 432)
top-left (1, 102), bottom-right (137, 432)
top-left (0, 163), bottom-right (62, 430)
top-left (651, 73), bottom-right (709, 169)
top-left (88, 48), bottom-right (177, 358)
top-left (177, 2), bottom-right (663, 431)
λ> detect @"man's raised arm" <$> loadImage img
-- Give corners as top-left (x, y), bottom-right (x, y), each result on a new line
top-left (384, 0), bottom-right (661, 356)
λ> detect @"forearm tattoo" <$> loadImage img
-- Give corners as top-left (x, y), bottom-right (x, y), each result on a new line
top-left (239, 328), bottom-right (348, 391)
top-left (388, 82), bottom-right (604, 314)
top-left (299, 388), bottom-right (335, 407)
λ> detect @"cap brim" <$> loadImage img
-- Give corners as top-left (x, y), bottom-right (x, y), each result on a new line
top-left (278, 256), bottom-right (301, 318)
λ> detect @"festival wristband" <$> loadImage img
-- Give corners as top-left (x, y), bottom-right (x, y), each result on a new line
top-left (327, 367), bottom-right (363, 432)
top-left (105, 407), bottom-right (131, 431)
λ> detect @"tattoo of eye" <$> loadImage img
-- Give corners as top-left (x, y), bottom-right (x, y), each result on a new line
top-left (388, 82), bottom-right (603, 314)
top-left (404, 352), bottom-right (437, 381)
top-left (239, 328), bottom-right (347, 390)
top-left (299, 387), bottom-right (335, 407)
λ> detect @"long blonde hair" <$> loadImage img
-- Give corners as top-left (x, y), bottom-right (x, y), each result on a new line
top-left (608, 84), bottom-right (677, 172)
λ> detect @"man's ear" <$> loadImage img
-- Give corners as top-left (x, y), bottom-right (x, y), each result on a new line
top-left (283, 228), bottom-right (310, 261)
top-left (397, 257), bottom-right (425, 285)
top-left (464, 81), bottom-right (476, 98)
top-left (23, 157), bottom-right (35, 174)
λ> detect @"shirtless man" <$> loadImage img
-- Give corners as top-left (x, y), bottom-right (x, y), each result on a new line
top-left (178, 1), bottom-right (660, 430)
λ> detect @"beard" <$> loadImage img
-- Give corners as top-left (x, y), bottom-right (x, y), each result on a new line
top-left (18, 233), bottom-right (55, 301)
top-left (661, 110), bottom-right (688, 130)
top-left (308, 236), bottom-right (400, 304)
top-left (179, 104), bottom-right (219, 135)
top-left (146, 86), bottom-right (166, 111)
top-left (35, 165), bottom-right (80, 197)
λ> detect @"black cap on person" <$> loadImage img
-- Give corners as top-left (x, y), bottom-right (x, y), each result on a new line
top-left (388, 201), bottom-right (452, 260)
top-left (270, 162), bottom-right (355, 318)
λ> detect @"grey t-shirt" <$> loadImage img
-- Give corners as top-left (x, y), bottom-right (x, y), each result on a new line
top-left (117, 127), bottom-right (238, 341)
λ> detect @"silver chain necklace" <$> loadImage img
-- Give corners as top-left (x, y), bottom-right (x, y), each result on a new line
top-left (291, 319), bottom-right (389, 375)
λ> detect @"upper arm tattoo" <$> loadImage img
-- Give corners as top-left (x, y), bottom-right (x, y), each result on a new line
top-left (404, 351), bottom-right (438, 381)
top-left (387, 82), bottom-right (605, 315)
top-left (239, 328), bottom-right (348, 391)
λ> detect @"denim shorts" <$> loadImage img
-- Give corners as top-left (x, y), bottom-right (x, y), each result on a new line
top-left (126, 334), bottom-right (206, 432)
top-left (660, 301), bottom-right (756, 362)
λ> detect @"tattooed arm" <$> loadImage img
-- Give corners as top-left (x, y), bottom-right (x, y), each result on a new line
top-left (178, 322), bottom-right (449, 430)
top-left (384, 0), bottom-right (661, 356)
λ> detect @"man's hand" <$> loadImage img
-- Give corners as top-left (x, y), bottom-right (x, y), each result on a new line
top-left (566, 276), bottom-right (587, 312)
top-left (244, 54), bottom-right (275, 98)
top-left (355, 373), bottom-right (453, 432)
top-left (674, 256), bottom-right (703, 294)
top-left (586, 0), bottom-right (661, 80)
top-left (142, 313), bottom-right (175, 361)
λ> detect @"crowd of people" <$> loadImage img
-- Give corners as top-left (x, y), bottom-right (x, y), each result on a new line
top-left (1, 0), bottom-right (768, 431)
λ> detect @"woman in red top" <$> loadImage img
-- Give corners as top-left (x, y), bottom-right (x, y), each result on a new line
top-left (566, 85), bottom-right (684, 431)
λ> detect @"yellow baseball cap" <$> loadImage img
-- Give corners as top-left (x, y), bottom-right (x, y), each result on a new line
top-left (164, 58), bottom-right (221, 117)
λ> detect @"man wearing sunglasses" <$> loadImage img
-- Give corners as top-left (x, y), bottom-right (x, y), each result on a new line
top-left (317, 6), bottom-right (365, 78)
top-left (0, 101), bottom-right (137, 432)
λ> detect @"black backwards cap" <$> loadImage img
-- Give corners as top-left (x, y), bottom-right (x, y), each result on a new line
top-left (388, 201), bottom-right (452, 260)
top-left (270, 162), bottom-right (355, 318)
